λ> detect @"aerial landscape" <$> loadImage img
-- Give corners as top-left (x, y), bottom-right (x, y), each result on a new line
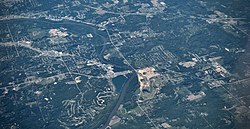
top-left (0, 0), bottom-right (250, 129)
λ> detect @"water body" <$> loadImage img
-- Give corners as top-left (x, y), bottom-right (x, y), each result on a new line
top-left (112, 75), bottom-right (127, 93)
top-left (101, 73), bottom-right (137, 129)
